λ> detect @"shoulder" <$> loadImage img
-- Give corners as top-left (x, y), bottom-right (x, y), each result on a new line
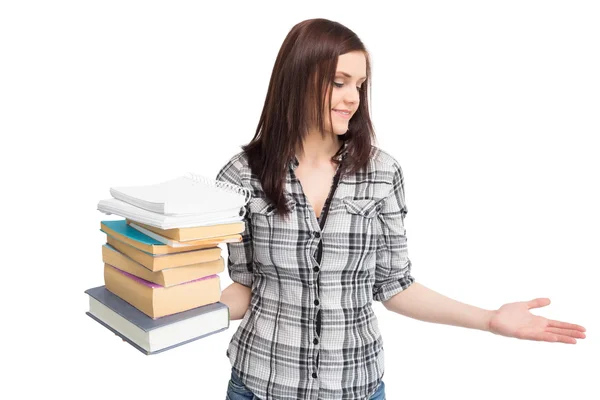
top-left (368, 145), bottom-right (404, 179)
top-left (368, 146), bottom-right (408, 207)
top-left (215, 150), bottom-right (251, 184)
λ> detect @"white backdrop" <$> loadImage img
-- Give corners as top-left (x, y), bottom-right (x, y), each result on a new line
top-left (2, 1), bottom-right (598, 399)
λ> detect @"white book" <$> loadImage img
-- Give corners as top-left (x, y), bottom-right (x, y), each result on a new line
top-left (110, 173), bottom-right (251, 215)
top-left (98, 198), bottom-right (245, 229)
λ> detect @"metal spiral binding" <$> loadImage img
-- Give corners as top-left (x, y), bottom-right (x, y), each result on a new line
top-left (185, 172), bottom-right (252, 203)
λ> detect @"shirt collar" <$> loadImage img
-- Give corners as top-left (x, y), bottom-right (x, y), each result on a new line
top-left (290, 141), bottom-right (348, 171)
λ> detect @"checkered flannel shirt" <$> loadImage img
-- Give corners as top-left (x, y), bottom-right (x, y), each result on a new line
top-left (215, 143), bottom-right (415, 400)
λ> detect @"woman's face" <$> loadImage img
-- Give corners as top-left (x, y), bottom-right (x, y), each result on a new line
top-left (323, 51), bottom-right (367, 136)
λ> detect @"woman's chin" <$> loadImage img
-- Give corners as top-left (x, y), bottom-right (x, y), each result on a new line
top-left (333, 125), bottom-right (349, 135)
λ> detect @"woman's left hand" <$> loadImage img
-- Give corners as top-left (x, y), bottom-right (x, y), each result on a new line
top-left (487, 298), bottom-right (586, 344)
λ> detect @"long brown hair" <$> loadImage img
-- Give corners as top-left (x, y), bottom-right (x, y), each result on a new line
top-left (242, 18), bottom-right (376, 216)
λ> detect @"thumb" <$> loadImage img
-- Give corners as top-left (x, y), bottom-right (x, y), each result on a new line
top-left (527, 297), bottom-right (551, 310)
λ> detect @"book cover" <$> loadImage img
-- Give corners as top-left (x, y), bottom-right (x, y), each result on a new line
top-left (101, 219), bottom-right (241, 256)
top-left (129, 221), bottom-right (243, 247)
top-left (127, 219), bottom-right (245, 242)
top-left (105, 235), bottom-right (222, 272)
top-left (109, 174), bottom-right (251, 215)
top-left (101, 220), bottom-right (212, 255)
top-left (98, 198), bottom-right (245, 229)
top-left (102, 244), bottom-right (225, 287)
top-left (104, 264), bottom-right (221, 318)
top-left (85, 286), bottom-right (230, 355)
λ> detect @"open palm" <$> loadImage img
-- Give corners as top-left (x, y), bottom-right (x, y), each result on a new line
top-left (488, 298), bottom-right (586, 344)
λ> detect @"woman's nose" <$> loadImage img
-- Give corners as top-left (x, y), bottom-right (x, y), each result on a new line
top-left (345, 86), bottom-right (360, 105)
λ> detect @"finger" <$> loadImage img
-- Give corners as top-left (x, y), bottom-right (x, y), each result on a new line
top-left (526, 331), bottom-right (577, 344)
top-left (548, 319), bottom-right (587, 332)
top-left (527, 298), bottom-right (551, 309)
top-left (545, 327), bottom-right (587, 339)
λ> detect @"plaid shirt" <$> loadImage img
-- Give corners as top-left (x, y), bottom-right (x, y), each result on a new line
top-left (215, 143), bottom-right (415, 400)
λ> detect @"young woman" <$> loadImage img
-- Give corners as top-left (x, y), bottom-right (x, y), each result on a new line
top-left (216, 18), bottom-right (586, 400)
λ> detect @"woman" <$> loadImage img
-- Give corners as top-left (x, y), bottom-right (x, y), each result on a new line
top-left (216, 18), bottom-right (586, 400)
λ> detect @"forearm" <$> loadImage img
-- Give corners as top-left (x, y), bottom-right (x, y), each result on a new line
top-left (220, 282), bottom-right (251, 320)
top-left (383, 282), bottom-right (495, 332)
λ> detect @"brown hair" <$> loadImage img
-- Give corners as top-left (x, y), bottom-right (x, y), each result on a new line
top-left (242, 18), bottom-right (376, 216)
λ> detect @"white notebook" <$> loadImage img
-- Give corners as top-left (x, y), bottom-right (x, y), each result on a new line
top-left (97, 198), bottom-right (246, 229)
top-left (109, 173), bottom-right (252, 215)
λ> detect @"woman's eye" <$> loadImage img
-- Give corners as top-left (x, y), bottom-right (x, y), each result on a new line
top-left (333, 81), bottom-right (362, 91)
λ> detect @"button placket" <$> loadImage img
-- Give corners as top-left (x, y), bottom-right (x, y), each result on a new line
top-left (309, 226), bottom-right (321, 287)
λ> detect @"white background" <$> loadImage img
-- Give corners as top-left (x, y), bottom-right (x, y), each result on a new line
top-left (1, 1), bottom-right (598, 399)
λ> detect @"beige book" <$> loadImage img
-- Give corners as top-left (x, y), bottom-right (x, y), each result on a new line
top-left (127, 219), bottom-right (245, 242)
top-left (106, 236), bottom-right (221, 272)
top-left (104, 264), bottom-right (221, 319)
top-left (102, 244), bottom-right (224, 287)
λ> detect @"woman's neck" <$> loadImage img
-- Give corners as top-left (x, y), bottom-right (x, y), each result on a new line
top-left (295, 133), bottom-right (343, 167)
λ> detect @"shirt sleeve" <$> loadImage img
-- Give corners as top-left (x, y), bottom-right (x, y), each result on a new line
top-left (215, 157), bottom-right (254, 288)
top-left (372, 161), bottom-right (415, 302)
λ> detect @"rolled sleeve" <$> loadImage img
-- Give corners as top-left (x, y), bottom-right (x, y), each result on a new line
top-left (215, 157), bottom-right (254, 288)
top-left (373, 161), bottom-right (415, 302)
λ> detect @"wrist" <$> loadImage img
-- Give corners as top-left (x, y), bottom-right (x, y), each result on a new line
top-left (483, 309), bottom-right (498, 333)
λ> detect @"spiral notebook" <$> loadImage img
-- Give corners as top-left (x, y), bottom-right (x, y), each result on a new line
top-left (97, 198), bottom-right (247, 229)
top-left (109, 173), bottom-right (252, 215)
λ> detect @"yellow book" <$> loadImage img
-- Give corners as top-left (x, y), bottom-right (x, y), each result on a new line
top-left (106, 236), bottom-right (221, 272)
top-left (104, 264), bottom-right (221, 319)
top-left (127, 219), bottom-right (245, 242)
top-left (102, 244), bottom-right (224, 287)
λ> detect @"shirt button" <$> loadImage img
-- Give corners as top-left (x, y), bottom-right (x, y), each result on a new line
top-left (312, 372), bottom-right (318, 379)
top-left (314, 299), bottom-right (320, 306)
top-left (314, 231), bottom-right (321, 238)
top-left (313, 338), bottom-right (319, 345)
top-left (313, 266), bottom-right (320, 272)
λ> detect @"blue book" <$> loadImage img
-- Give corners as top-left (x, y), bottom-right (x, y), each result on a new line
top-left (85, 286), bottom-right (229, 355)
top-left (100, 220), bottom-right (175, 255)
top-left (100, 220), bottom-right (225, 256)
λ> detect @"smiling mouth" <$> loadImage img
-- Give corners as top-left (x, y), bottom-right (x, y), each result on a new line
top-left (333, 109), bottom-right (351, 119)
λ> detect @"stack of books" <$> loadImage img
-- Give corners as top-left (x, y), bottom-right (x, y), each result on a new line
top-left (85, 173), bottom-right (251, 355)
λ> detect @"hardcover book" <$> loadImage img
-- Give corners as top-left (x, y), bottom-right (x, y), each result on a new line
top-left (127, 219), bottom-right (245, 242)
top-left (102, 243), bottom-right (224, 287)
top-left (105, 235), bottom-right (222, 271)
top-left (104, 264), bottom-right (221, 319)
top-left (85, 286), bottom-right (229, 355)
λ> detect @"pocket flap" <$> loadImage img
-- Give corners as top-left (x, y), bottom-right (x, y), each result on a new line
top-left (343, 198), bottom-right (379, 218)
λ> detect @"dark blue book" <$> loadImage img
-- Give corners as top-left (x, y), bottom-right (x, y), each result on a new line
top-left (85, 286), bottom-right (229, 355)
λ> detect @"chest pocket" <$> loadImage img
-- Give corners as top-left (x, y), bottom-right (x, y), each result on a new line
top-left (248, 195), bottom-right (297, 267)
top-left (342, 197), bottom-right (380, 255)
top-left (248, 197), bottom-right (278, 216)
top-left (343, 198), bottom-right (379, 218)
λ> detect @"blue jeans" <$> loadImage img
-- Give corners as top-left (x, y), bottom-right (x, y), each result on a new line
top-left (226, 369), bottom-right (386, 400)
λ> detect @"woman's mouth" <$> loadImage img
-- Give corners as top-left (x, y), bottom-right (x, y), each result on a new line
top-left (333, 109), bottom-right (351, 119)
